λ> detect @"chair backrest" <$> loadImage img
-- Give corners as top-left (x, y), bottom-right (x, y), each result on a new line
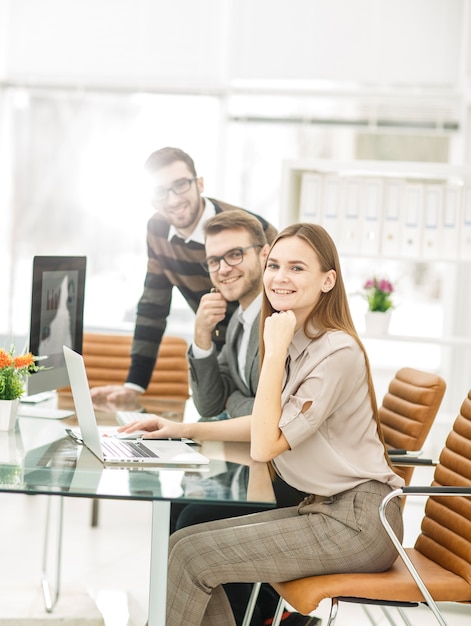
top-left (414, 389), bottom-right (471, 582)
top-left (81, 332), bottom-right (189, 399)
top-left (379, 367), bottom-right (446, 484)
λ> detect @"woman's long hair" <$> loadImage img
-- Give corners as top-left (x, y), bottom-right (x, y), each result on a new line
top-left (261, 223), bottom-right (392, 465)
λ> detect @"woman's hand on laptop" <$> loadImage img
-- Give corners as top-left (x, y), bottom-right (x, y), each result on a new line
top-left (117, 415), bottom-right (187, 439)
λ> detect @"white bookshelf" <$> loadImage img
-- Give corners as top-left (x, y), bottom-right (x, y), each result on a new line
top-left (279, 159), bottom-right (471, 417)
top-left (280, 159), bottom-right (471, 261)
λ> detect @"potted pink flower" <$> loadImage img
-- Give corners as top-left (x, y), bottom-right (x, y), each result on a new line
top-left (362, 277), bottom-right (394, 334)
top-left (363, 277), bottom-right (394, 313)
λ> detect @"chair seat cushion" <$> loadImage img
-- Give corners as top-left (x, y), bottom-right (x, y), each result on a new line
top-left (272, 548), bottom-right (471, 615)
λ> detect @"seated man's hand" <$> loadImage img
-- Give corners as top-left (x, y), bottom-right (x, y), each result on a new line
top-left (194, 291), bottom-right (227, 350)
top-left (90, 384), bottom-right (142, 409)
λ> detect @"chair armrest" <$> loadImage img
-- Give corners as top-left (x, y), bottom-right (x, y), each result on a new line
top-left (379, 487), bottom-right (471, 625)
top-left (403, 486), bottom-right (471, 495)
top-left (388, 449), bottom-right (423, 456)
top-left (390, 457), bottom-right (435, 466)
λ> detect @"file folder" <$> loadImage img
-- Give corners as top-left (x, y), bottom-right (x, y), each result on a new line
top-left (422, 184), bottom-right (443, 260)
top-left (442, 184), bottom-right (461, 261)
top-left (338, 177), bottom-right (362, 255)
top-left (460, 186), bottom-right (471, 260)
top-left (381, 179), bottom-right (403, 257)
top-left (321, 175), bottom-right (342, 242)
top-left (361, 177), bottom-right (383, 256)
top-left (401, 182), bottom-right (423, 258)
top-left (299, 172), bottom-right (322, 223)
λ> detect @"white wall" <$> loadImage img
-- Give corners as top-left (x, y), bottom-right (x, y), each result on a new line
top-left (0, 0), bottom-right (466, 91)
top-left (1, 0), bottom-right (227, 88)
top-left (229, 0), bottom-right (464, 87)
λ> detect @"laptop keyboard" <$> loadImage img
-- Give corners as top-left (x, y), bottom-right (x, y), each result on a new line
top-left (101, 438), bottom-right (158, 458)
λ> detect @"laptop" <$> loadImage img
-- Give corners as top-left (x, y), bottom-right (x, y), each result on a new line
top-left (63, 346), bottom-right (209, 467)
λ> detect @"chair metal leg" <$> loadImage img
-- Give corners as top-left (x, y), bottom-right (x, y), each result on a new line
top-left (379, 489), bottom-right (449, 626)
top-left (241, 582), bottom-right (262, 626)
top-left (363, 602), bottom-right (422, 626)
top-left (271, 595), bottom-right (327, 626)
top-left (41, 496), bottom-right (64, 612)
top-left (246, 584), bottom-right (328, 626)
top-left (394, 606), bottom-right (414, 626)
top-left (380, 605), bottom-right (401, 626)
top-left (362, 604), bottom-right (382, 626)
top-left (271, 596), bottom-right (287, 626)
top-left (326, 598), bottom-right (339, 626)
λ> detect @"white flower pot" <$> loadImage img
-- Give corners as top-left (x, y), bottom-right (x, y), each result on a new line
top-left (365, 310), bottom-right (392, 336)
top-left (0, 399), bottom-right (19, 431)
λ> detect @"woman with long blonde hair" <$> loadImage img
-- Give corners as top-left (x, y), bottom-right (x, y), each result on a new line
top-left (127, 223), bottom-right (405, 626)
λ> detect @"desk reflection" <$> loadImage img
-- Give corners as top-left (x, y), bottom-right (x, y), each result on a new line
top-left (16, 420), bottom-right (273, 509)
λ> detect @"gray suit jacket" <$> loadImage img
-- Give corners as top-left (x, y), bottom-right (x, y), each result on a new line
top-left (188, 311), bottom-right (260, 418)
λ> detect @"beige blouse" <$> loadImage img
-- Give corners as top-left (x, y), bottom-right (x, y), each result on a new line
top-left (272, 328), bottom-right (404, 496)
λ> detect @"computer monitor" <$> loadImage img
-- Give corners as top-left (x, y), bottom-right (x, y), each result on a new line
top-left (26, 256), bottom-right (87, 397)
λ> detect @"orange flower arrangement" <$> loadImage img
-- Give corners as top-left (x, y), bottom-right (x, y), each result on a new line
top-left (0, 347), bottom-right (43, 400)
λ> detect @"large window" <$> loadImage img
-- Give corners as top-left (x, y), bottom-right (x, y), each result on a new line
top-left (1, 87), bottom-right (461, 368)
top-left (2, 89), bottom-right (221, 343)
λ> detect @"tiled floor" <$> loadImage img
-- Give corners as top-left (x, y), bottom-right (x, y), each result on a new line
top-left (1, 487), bottom-right (470, 626)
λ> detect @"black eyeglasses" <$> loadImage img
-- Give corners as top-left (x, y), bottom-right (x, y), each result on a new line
top-left (201, 244), bottom-right (263, 273)
top-left (152, 177), bottom-right (197, 203)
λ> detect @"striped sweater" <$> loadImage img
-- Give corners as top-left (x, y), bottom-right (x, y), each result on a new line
top-left (127, 199), bottom-right (277, 390)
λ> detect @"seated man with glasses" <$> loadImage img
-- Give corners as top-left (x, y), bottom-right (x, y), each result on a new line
top-left (190, 214), bottom-right (267, 423)
top-left (90, 146), bottom-right (276, 407)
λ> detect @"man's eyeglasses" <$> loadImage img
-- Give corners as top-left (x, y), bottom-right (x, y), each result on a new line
top-left (152, 177), bottom-right (197, 203)
top-left (201, 244), bottom-right (263, 273)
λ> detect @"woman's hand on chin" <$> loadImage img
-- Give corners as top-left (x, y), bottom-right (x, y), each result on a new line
top-left (264, 309), bottom-right (296, 356)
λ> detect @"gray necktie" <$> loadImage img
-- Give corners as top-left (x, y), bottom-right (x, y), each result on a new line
top-left (235, 319), bottom-right (247, 383)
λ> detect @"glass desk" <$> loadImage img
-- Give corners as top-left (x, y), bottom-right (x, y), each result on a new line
top-left (0, 415), bottom-right (275, 625)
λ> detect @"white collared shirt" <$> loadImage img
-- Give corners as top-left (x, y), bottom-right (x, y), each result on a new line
top-left (167, 198), bottom-right (216, 244)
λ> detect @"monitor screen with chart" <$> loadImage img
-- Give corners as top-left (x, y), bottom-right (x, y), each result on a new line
top-left (27, 256), bottom-right (87, 397)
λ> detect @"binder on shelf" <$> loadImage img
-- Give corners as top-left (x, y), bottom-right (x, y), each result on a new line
top-left (400, 182), bottom-right (423, 259)
top-left (299, 172), bottom-right (322, 223)
top-left (460, 186), bottom-right (471, 260)
top-left (338, 177), bottom-right (362, 255)
top-left (381, 179), bottom-right (403, 257)
top-left (361, 177), bottom-right (383, 256)
top-left (320, 174), bottom-right (342, 242)
top-left (442, 184), bottom-right (461, 261)
top-left (422, 184), bottom-right (443, 260)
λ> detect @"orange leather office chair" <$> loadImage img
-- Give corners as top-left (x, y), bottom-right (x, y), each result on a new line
top-left (242, 367), bottom-right (447, 626)
top-left (81, 331), bottom-right (189, 399)
top-left (379, 367), bottom-right (446, 484)
top-left (267, 388), bottom-right (471, 626)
